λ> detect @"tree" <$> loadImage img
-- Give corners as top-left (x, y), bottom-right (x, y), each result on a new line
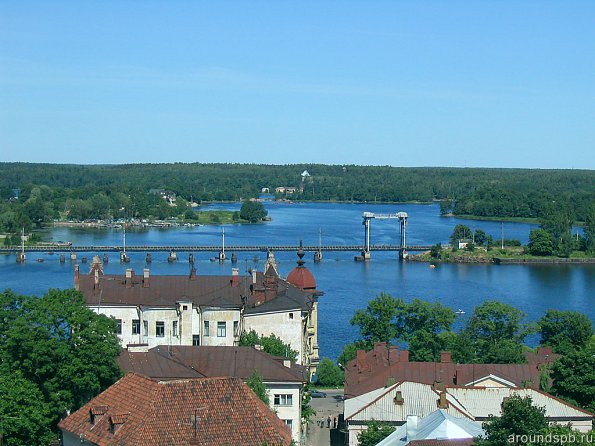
top-left (473, 229), bottom-right (490, 246)
top-left (449, 224), bottom-right (472, 246)
top-left (551, 350), bottom-right (595, 412)
top-left (0, 289), bottom-right (122, 432)
top-left (477, 394), bottom-right (548, 446)
top-left (430, 243), bottom-right (442, 259)
top-left (0, 371), bottom-right (57, 446)
top-left (585, 204), bottom-right (595, 254)
top-left (539, 204), bottom-right (574, 253)
top-left (350, 293), bottom-right (405, 346)
top-left (357, 420), bottom-right (396, 446)
top-left (315, 358), bottom-right (343, 387)
top-left (527, 229), bottom-right (554, 256)
top-left (402, 299), bottom-right (455, 361)
top-left (452, 301), bottom-right (531, 364)
top-left (239, 330), bottom-right (298, 361)
top-left (245, 369), bottom-right (270, 405)
top-left (538, 310), bottom-right (593, 355)
top-left (240, 200), bottom-right (268, 223)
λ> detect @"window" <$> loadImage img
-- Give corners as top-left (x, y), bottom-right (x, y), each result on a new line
top-left (182, 305), bottom-right (188, 310)
top-left (233, 321), bottom-right (239, 337)
top-left (156, 321), bottom-right (165, 337)
top-left (217, 321), bottom-right (226, 337)
top-left (143, 320), bottom-right (148, 336)
top-left (284, 419), bottom-right (293, 430)
top-left (192, 335), bottom-right (200, 346)
top-left (203, 321), bottom-right (210, 337)
top-left (132, 319), bottom-right (140, 335)
top-left (172, 321), bottom-right (178, 337)
top-left (273, 394), bottom-right (293, 406)
top-left (289, 312), bottom-right (294, 319)
top-left (116, 319), bottom-right (122, 335)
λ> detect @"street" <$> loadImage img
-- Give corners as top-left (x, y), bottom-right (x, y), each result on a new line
top-left (305, 389), bottom-right (344, 446)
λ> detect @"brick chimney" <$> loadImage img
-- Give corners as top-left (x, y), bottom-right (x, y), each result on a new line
top-left (189, 267), bottom-right (197, 281)
top-left (440, 351), bottom-right (452, 363)
top-left (437, 391), bottom-right (448, 408)
top-left (125, 269), bottom-right (133, 288)
top-left (142, 268), bottom-right (150, 288)
top-left (400, 350), bottom-right (409, 362)
top-left (356, 349), bottom-right (367, 372)
top-left (74, 264), bottom-right (80, 290)
top-left (231, 268), bottom-right (239, 287)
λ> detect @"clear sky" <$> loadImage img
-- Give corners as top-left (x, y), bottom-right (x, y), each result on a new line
top-left (1, 1), bottom-right (594, 168)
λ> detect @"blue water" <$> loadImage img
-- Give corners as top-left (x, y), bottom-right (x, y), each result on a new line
top-left (1, 202), bottom-right (593, 360)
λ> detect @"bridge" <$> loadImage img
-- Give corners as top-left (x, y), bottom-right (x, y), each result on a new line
top-left (2, 211), bottom-right (429, 261)
top-left (0, 244), bottom-right (432, 254)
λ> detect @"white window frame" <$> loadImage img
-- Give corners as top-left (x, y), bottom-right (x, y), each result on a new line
top-left (274, 394), bottom-right (293, 406)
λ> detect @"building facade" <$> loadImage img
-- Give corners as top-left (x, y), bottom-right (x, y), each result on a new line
top-left (76, 251), bottom-right (322, 375)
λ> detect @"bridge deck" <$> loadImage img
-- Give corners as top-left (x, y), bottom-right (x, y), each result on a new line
top-left (0, 244), bottom-right (432, 253)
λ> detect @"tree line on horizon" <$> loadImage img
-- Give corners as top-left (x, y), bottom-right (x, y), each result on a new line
top-left (0, 163), bottom-right (593, 239)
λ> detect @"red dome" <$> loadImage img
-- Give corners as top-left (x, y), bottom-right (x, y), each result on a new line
top-left (286, 267), bottom-right (316, 291)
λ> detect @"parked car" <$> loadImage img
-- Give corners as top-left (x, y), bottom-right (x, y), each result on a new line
top-left (310, 390), bottom-right (327, 398)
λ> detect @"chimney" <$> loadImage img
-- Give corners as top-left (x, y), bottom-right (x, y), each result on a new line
top-left (283, 359), bottom-right (291, 368)
top-left (94, 268), bottom-right (100, 289)
top-left (189, 267), bottom-right (197, 281)
top-left (89, 405), bottom-right (108, 425)
top-left (125, 269), bottom-right (133, 288)
top-left (406, 415), bottom-right (419, 439)
top-left (438, 391), bottom-right (448, 409)
top-left (356, 349), bottom-right (366, 372)
top-left (74, 264), bottom-right (80, 290)
top-left (393, 390), bottom-right (404, 405)
top-left (252, 269), bottom-right (257, 284)
top-left (440, 351), bottom-right (452, 363)
top-left (400, 350), bottom-right (409, 362)
top-left (109, 414), bottom-right (128, 434)
top-left (231, 268), bottom-right (239, 287)
top-left (143, 268), bottom-right (150, 287)
top-left (433, 380), bottom-right (446, 392)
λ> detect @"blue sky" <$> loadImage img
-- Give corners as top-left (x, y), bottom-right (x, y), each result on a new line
top-left (1, 1), bottom-right (594, 168)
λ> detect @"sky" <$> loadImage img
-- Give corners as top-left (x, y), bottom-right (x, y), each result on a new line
top-left (1, 1), bottom-right (594, 169)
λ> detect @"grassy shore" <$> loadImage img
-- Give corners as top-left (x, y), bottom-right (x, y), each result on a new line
top-left (412, 247), bottom-right (594, 264)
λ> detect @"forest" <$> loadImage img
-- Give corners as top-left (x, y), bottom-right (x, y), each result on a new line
top-left (0, 163), bottom-right (593, 238)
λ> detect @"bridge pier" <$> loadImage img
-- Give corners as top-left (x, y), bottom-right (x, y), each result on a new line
top-left (16, 252), bottom-right (26, 264)
top-left (120, 251), bottom-right (130, 263)
top-left (168, 251), bottom-right (177, 262)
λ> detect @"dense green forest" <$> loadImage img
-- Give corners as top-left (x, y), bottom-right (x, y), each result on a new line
top-left (0, 163), bottom-right (593, 237)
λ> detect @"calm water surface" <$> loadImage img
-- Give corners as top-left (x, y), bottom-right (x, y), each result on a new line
top-left (1, 202), bottom-right (593, 360)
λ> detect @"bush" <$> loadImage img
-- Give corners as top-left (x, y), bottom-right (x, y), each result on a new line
top-left (315, 358), bottom-right (343, 387)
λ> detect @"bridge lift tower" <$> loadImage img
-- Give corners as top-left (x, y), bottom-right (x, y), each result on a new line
top-left (359, 211), bottom-right (408, 261)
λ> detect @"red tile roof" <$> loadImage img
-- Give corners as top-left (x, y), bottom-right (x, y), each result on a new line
top-left (118, 346), bottom-right (307, 383)
top-left (345, 343), bottom-right (555, 398)
top-left (77, 270), bottom-right (319, 313)
top-left (58, 373), bottom-right (292, 446)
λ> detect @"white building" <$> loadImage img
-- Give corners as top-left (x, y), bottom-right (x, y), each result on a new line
top-left (118, 345), bottom-right (306, 443)
top-left (75, 252), bottom-right (321, 374)
top-left (376, 409), bottom-right (484, 446)
top-left (344, 381), bottom-right (593, 445)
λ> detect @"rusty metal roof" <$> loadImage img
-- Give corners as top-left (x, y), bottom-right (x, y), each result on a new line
top-left (118, 346), bottom-right (307, 383)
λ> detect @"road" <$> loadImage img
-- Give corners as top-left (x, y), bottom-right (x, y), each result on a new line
top-left (304, 389), bottom-right (344, 446)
